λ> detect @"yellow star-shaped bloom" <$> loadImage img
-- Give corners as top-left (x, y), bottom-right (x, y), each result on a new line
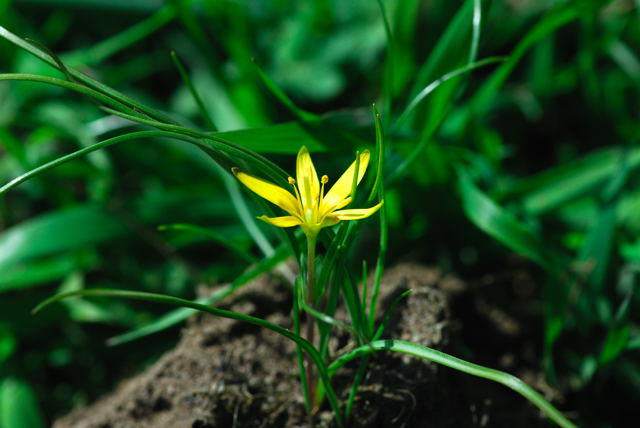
top-left (232, 146), bottom-right (383, 238)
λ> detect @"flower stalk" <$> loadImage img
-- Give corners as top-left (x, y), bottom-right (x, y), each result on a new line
top-left (305, 232), bottom-right (317, 409)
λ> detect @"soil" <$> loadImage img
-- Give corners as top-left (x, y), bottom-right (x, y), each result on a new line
top-left (54, 264), bottom-right (557, 427)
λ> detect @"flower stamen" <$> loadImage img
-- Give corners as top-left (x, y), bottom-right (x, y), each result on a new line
top-left (319, 175), bottom-right (329, 212)
top-left (288, 177), bottom-right (304, 216)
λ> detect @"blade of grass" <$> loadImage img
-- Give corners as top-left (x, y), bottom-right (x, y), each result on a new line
top-left (0, 131), bottom-right (196, 195)
top-left (328, 340), bottom-right (576, 428)
top-left (368, 104), bottom-right (385, 202)
top-left (0, 73), bottom-right (146, 119)
top-left (170, 51), bottom-right (218, 131)
top-left (375, 0), bottom-right (393, 124)
top-left (0, 25), bottom-right (177, 124)
top-left (65, 6), bottom-right (175, 66)
top-left (372, 290), bottom-right (412, 341)
top-left (0, 127), bottom-right (295, 271)
top-left (106, 243), bottom-right (290, 346)
top-left (392, 56), bottom-right (505, 131)
top-left (251, 59), bottom-right (321, 123)
top-left (158, 223), bottom-right (256, 264)
top-left (468, 0), bottom-right (482, 64)
top-left (497, 147), bottom-right (640, 215)
top-left (368, 107), bottom-right (387, 334)
top-left (457, 169), bottom-right (564, 274)
top-left (292, 276), bottom-right (312, 414)
top-left (469, 4), bottom-right (579, 116)
top-left (98, 106), bottom-right (290, 182)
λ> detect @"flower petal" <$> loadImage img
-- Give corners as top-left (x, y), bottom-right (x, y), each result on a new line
top-left (258, 215), bottom-right (303, 227)
top-left (332, 201), bottom-right (383, 220)
top-left (233, 168), bottom-right (300, 216)
top-left (328, 196), bottom-right (352, 213)
top-left (320, 215), bottom-right (340, 228)
top-left (296, 146), bottom-right (320, 210)
top-left (322, 150), bottom-right (370, 210)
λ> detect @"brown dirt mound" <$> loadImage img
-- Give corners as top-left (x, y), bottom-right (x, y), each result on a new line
top-left (53, 264), bottom-right (551, 427)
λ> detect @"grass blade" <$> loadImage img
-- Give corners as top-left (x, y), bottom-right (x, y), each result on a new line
top-left (457, 169), bottom-right (563, 274)
top-left (393, 56), bottom-right (505, 131)
top-left (252, 59), bottom-right (321, 123)
top-left (170, 51), bottom-right (218, 131)
top-left (328, 340), bottom-right (576, 428)
top-left (158, 223), bottom-right (257, 264)
top-left (0, 25), bottom-right (176, 124)
top-left (106, 244), bottom-right (290, 346)
top-left (66, 6), bottom-right (175, 66)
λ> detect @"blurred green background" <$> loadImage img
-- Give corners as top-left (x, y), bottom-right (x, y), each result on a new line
top-left (1, 0), bottom-right (639, 426)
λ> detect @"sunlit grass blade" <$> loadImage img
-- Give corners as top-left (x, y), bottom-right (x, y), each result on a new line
top-left (0, 378), bottom-right (45, 428)
top-left (33, 288), bottom-right (345, 426)
top-left (598, 266), bottom-right (638, 365)
top-left (498, 147), bottom-right (640, 215)
top-left (65, 6), bottom-right (175, 66)
top-left (407, 1), bottom-right (472, 98)
top-left (98, 106), bottom-right (290, 182)
top-left (0, 73), bottom-right (146, 119)
top-left (367, 104), bottom-right (384, 202)
top-left (375, 0), bottom-right (393, 123)
top-left (212, 121), bottom-right (327, 154)
top-left (25, 38), bottom-right (75, 82)
top-left (468, 0), bottom-right (482, 64)
top-left (0, 25), bottom-right (176, 124)
top-left (106, 243), bottom-right (290, 346)
top-left (328, 340), bottom-right (577, 428)
top-left (251, 59), bottom-right (321, 123)
top-left (368, 107), bottom-right (387, 334)
top-left (393, 56), bottom-right (505, 130)
top-left (457, 169), bottom-right (564, 274)
top-left (298, 296), bottom-right (364, 343)
top-left (0, 131), bottom-right (203, 195)
top-left (170, 51), bottom-right (218, 131)
top-left (158, 223), bottom-right (257, 264)
top-left (469, 5), bottom-right (579, 116)
top-left (0, 127), bottom-right (294, 278)
top-left (0, 205), bottom-right (125, 270)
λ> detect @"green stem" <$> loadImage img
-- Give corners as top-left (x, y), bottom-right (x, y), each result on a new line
top-left (305, 233), bottom-right (318, 411)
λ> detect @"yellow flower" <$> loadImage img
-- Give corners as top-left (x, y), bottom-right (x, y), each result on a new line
top-left (232, 146), bottom-right (383, 238)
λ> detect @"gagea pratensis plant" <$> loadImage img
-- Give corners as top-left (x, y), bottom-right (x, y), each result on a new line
top-left (0, 25), bottom-right (577, 428)
top-left (233, 146), bottom-right (382, 409)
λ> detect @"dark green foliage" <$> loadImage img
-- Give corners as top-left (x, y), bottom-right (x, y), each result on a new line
top-left (1, 0), bottom-right (638, 426)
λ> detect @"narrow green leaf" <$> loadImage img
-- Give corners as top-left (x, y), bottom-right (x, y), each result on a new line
top-left (159, 223), bottom-right (257, 264)
top-left (328, 340), bottom-right (576, 428)
top-left (469, 5), bottom-right (579, 116)
top-left (395, 57), bottom-right (505, 128)
top-left (170, 51), bottom-right (218, 131)
top-left (0, 205), bottom-right (126, 269)
top-left (499, 147), bottom-right (640, 215)
top-left (252, 60), bottom-right (321, 123)
top-left (0, 25), bottom-right (176, 124)
top-left (372, 290), bottom-right (412, 341)
top-left (457, 170), bottom-right (562, 273)
top-left (0, 378), bottom-right (45, 428)
top-left (105, 244), bottom-right (290, 346)
top-left (65, 6), bottom-right (175, 66)
top-left (368, 106), bottom-right (388, 334)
